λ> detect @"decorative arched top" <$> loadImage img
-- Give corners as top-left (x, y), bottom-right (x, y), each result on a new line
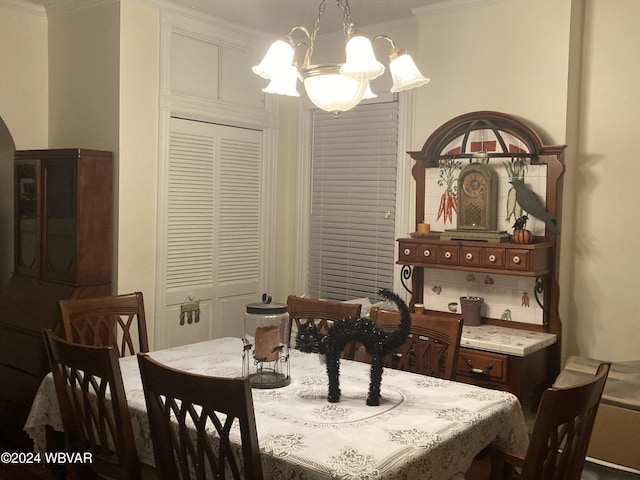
top-left (402, 110), bottom-right (567, 338)
top-left (409, 111), bottom-right (565, 168)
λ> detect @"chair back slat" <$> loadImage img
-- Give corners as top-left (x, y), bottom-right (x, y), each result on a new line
top-left (59, 292), bottom-right (149, 357)
top-left (369, 308), bottom-right (463, 380)
top-left (287, 296), bottom-right (362, 359)
top-left (42, 329), bottom-right (141, 480)
top-left (519, 362), bottom-right (611, 480)
top-left (137, 353), bottom-right (264, 480)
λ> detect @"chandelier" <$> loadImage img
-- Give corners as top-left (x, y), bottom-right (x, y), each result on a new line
top-left (252, 0), bottom-right (430, 116)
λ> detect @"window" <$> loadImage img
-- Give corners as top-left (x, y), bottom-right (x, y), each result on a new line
top-left (308, 101), bottom-right (399, 301)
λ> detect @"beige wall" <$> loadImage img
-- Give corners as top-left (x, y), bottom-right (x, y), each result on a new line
top-left (413, 0), bottom-right (572, 145)
top-left (47, 2), bottom-right (119, 151)
top-left (0, 4), bottom-right (48, 149)
top-left (117, 1), bottom-right (160, 346)
top-left (272, 98), bottom-right (301, 303)
top-left (0, 3), bottom-right (48, 290)
top-left (567, 0), bottom-right (640, 361)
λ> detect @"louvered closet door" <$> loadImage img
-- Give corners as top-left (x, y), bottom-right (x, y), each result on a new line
top-left (158, 117), bottom-right (262, 348)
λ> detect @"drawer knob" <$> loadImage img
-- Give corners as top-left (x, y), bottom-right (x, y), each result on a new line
top-left (465, 252), bottom-right (473, 261)
top-left (423, 249), bottom-right (431, 257)
top-left (404, 248), bottom-right (411, 256)
top-left (466, 359), bottom-right (493, 376)
top-left (444, 251), bottom-right (452, 259)
top-left (512, 255), bottom-right (521, 264)
top-left (488, 254), bottom-right (496, 263)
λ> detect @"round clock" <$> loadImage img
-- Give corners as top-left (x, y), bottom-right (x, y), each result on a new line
top-left (462, 171), bottom-right (487, 198)
top-left (456, 163), bottom-right (498, 231)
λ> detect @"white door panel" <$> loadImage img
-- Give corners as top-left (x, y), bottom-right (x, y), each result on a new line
top-left (156, 117), bottom-right (262, 348)
top-left (164, 300), bottom-right (213, 348)
top-left (218, 293), bottom-right (256, 339)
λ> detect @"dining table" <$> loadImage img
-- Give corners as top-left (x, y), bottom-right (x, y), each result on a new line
top-left (25, 337), bottom-right (529, 480)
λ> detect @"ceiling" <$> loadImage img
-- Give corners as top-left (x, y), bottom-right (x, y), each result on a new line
top-left (25, 0), bottom-right (445, 35)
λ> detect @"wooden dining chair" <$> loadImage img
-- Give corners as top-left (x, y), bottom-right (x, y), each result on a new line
top-left (59, 291), bottom-right (149, 357)
top-left (137, 353), bottom-right (264, 480)
top-left (368, 308), bottom-right (463, 380)
top-left (489, 362), bottom-right (611, 480)
top-left (286, 295), bottom-right (362, 359)
top-left (42, 328), bottom-right (142, 480)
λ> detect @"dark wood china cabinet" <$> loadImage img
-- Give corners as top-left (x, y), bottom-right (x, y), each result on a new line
top-left (0, 149), bottom-right (113, 448)
top-left (398, 112), bottom-right (565, 408)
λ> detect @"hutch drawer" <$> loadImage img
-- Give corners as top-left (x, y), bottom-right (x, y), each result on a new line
top-left (437, 245), bottom-right (459, 265)
top-left (397, 238), bottom-right (550, 276)
top-left (455, 344), bottom-right (553, 410)
top-left (399, 243), bottom-right (418, 262)
top-left (457, 348), bottom-right (508, 384)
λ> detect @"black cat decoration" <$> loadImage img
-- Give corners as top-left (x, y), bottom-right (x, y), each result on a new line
top-left (295, 289), bottom-right (410, 406)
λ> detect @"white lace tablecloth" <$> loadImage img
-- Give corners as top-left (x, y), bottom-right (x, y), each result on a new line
top-left (25, 337), bottom-right (529, 480)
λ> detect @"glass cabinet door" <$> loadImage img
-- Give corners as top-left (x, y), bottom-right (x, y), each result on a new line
top-left (42, 159), bottom-right (77, 282)
top-left (14, 160), bottom-right (41, 277)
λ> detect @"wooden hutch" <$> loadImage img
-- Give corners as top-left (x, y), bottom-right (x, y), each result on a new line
top-left (398, 111), bottom-right (565, 408)
top-left (0, 149), bottom-right (113, 448)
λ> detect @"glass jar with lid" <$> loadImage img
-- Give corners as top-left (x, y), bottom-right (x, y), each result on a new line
top-left (242, 294), bottom-right (290, 388)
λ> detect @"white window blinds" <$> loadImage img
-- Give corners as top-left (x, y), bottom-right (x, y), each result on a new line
top-left (308, 101), bottom-right (399, 302)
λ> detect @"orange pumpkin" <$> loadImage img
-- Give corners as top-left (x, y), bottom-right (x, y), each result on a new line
top-left (512, 229), bottom-right (533, 244)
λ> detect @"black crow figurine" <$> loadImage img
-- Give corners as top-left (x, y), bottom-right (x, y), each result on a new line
top-left (509, 179), bottom-right (559, 234)
top-left (512, 214), bottom-right (529, 230)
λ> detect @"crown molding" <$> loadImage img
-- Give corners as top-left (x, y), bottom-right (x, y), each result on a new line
top-left (38, 0), bottom-right (118, 16)
top-left (0, 0), bottom-right (46, 16)
top-left (412, 0), bottom-right (508, 17)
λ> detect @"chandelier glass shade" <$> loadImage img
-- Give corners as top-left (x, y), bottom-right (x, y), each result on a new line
top-left (300, 64), bottom-right (368, 113)
top-left (252, 0), bottom-right (429, 116)
top-left (340, 34), bottom-right (385, 81)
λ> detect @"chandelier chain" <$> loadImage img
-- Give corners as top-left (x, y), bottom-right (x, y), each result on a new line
top-left (339, 0), bottom-right (355, 38)
top-left (306, 0), bottom-right (327, 65)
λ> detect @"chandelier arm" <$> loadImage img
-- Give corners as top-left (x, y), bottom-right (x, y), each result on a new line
top-left (288, 25), bottom-right (311, 40)
top-left (292, 41), bottom-right (310, 68)
top-left (373, 35), bottom-right (406, 60)
top-left (286, 26), bottom-right (312, 67)
top-left (373, 35), bottom-right (395, 48)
